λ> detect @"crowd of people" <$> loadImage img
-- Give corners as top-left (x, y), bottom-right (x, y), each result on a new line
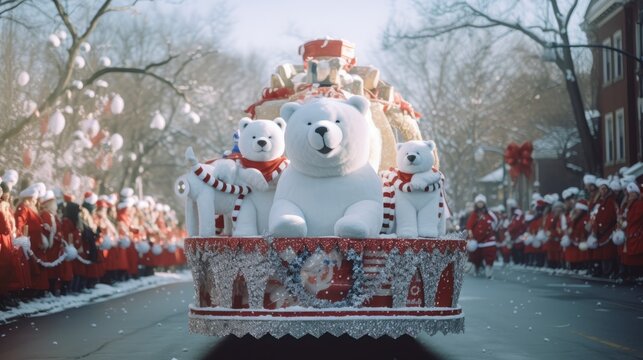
top-left (462, 173), bottom-right (643, 281)
top-left (0, 169), bottom-right (186, 311)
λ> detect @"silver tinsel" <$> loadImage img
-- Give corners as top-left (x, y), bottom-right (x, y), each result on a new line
top-left (185, 234), bottom-right (467, 338)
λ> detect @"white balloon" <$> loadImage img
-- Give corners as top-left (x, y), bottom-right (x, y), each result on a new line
top-left (17, 71), bottom-right (30, 86)
top-left (99, 56), bottom-right (111, 67)
top-left (110, 133), bottom-right (123, 152)
top-left (48, 34), bottom-right (61, 47)
top-left (181, 103), bottom-right (191, 114)
top-left (64, 105), bottom-right (74, 114)
top-left (22, 100), bottom-right (37, 116)
top-left (74, 56), bottom-right (86, 69)
top-left (56, 30), bottom-right (67, 40)
top-left (80, 42), bottom-right (91, 52)
top-left (84, 89), bottom-right (95, 98)
top-left (48, 110), bottom-right (66, 135)
top-left (72, 80), bottom-right (83, 90)
top-left (150, 112), bottom-right (166, 130)
top-left (189, 112), bottom-right (200, 124)
top-left (96, 79), bottom-right (109, 88)
top-left (110, 94), bottom-right (124, 114)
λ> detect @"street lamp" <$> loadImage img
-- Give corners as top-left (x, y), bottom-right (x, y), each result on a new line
top-left (474, 145), bottom-right (507, 204)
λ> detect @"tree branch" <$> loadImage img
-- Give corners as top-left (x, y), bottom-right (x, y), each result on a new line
top-left (52, 0), bottom-right (78, 41)
top-left (0, 0), bottom-right (26, 17)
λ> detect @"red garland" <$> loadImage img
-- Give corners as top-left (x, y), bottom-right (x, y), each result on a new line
top-left (504, 142), bottom-right (533, 180)
top-left (244, 87), bottom-right (295, 119)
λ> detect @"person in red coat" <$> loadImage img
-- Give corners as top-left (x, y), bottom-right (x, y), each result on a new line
top-left (546, 201), bottom-right (565, 268)
top-left (117, 190), bottom-right (138, 280)
top-left (590, 179), bottom-right (618, 277)
top-left (0, 182), bottom-right (19, 308)
top-left (15, 187), bottom-right (48, 296)
top-left (62, 202), bottom-right (86, 293)
top-left (621, 183), bottom-right (643, 277)
top-left (583, 174), bottom-right (600, 212)
top-left (466, 194), bottom-right (498, 278)
top-left (39, 190), bottom-right (65, 295)
top-left (506, 198), bottom-right (526, 265)
top-left (564, 199), bottom-right (591, 269)
top-left (80, 193), bottom-right (101, 289)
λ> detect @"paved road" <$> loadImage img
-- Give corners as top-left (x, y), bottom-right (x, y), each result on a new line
top-left (1, 266), bottom-right (642, 360)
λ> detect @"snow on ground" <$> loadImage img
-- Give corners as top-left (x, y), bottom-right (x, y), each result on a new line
top-left (0, 271), bottom-right (192, 324)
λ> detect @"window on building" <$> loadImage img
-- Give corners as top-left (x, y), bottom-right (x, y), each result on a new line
top-left (603, 38), bottom-right (612, 85)
top-left (605, 113), bottom-right (614, 165)
top-left (615, 108), bottom-right (625, 162)
top-left (613, 31), bottom-right (623, 80)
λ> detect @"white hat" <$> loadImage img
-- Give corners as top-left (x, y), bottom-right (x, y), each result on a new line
top-left (83, 191), bottom-right (98, 205)
top-left (163, 204), bottom-right (170, 212)
top-left (108, 193), bottom-right (118, 205)
top-left (474, 194), bottom-right (487, 204)
top-left (19, 187), bottom-right (38, 199)
top-left (39, 190), bottom-right (55, 203)
top-left (562, 187), bottom-right (580, 200)
top-left (506, 198), bottom-right (518, 208)
top-left (117, 197), bottom-right (136, 210)
top-left (136, 200), bottom-right (149, 209)
top-left (98, 194), bottom-right (110, 203)
top-left (583, 174), bottom-right (597, 185)
top-left (626, 182), bottom-right (640, 194)
top-left (120, 187), bottom-right (134, 198)
top-left (543, 194), bottom-right (554, 204)
top-left (31, 182), bottom-right (47, 198)
top-left (609, 179), bottom-right (622, 192)
top-left (575, 199), bottom-right (589, 211)
top-left (2, 169), bottom-right (18, 187)
top-left (596, 178), bottom-right (609, 188)
top-left (552, 201), bottom-right (564, 209)
top-left (532, 192), bottom-right (542, 201)
top-left (155, 203), bottom-right (164, 212)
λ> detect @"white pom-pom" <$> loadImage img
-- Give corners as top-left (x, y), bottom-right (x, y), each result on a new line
top-left (532, 237), bottom-right (542, 248)
top-left (56, 30), bottom-right (67, 40)
top-left (611, 230), bottom-right (625, 246)
top-left (152, 243), bottom-right (163, 256)
top-left (560, 235), bottom-right (571, 248)
top-left (150, 112), bottom-right (166, 130)
top-left (17, 71), bottom-right (30, 86)
top-left (72, 80), bottom-right (83, 90)
top-left (578, 241), bottom-right (589, 251)
top-left (48, 34), bottom-right (61, 47)
top-left (84, 89), bottom-right (95, 98)
top-left (100, 235), bottom-right (112, 250)
top-left (74, 56), bottom-right (86, 69)
top-left (167, 243), bottom-right (177, 253)
top-left (189, 112), bottom-right (200, 124)
top-left (587, 234), bottom-right (598, 249)
top-left (96, 79), bottom-right (109, 88)
top-left (110, 133), bottom-right (123, 152)
top-left (48, 110), bottom-right (66, 135)
top-left (466, 239), bottom-right (478, 252)
top-left (536, 229), bottom-right (547, 242)
top-left (99, 56), bottom-right (111, 67)
top-left (181, 103), bottom-right (191, 114)
top-left (524, 234), bottom-right (534, 245)
top-left (64, 245), bottom-right (78, 261)
top-left (110, 94), bottom-right (124, 114)
top-left (119, 236), bottom-right (131, 249)
top-left (80, 42), bottom-right (91, 52)
top-left (136, 241), bottom-right (150, 255)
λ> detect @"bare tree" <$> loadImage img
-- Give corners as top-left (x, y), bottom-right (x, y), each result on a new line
top-left (384, 0), bottom-right (598, 173)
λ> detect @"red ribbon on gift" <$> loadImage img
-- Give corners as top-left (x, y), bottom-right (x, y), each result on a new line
top-left (244, 87), bottom-right (295, 118)
top-left (504, 142), bottom-right (533, 180)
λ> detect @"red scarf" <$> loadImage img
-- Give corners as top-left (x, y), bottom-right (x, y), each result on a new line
top-left (239, 156), bottom-right (289, 182)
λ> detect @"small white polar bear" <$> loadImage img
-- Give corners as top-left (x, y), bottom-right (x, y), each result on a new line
top-left (211, 117), bottom-right (288, 236)
top-left (384, 140), bottom-right (447, 238)
top-left (269, 96), bottom-right (383, 238)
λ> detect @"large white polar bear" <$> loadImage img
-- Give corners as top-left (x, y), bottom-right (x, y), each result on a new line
top-left (269, 96), bottom-right (383, 238)
top-left (384, 140), bottom-right (447, 238)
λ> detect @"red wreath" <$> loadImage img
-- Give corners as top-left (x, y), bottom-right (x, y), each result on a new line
top-left (504, 142), bottom-right (533, 180)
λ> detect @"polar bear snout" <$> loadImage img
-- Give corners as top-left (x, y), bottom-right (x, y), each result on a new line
top-left (406, 154), bottom-right (417, 163)
top-left (253, 137), bottom-right (272, 152)
top-left (307, 120), bottom-right (343, 155)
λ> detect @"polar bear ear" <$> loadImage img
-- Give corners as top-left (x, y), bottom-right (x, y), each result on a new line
top-left (239, 117), bottom-right (252, 132)
top-left (280, 102), bottom-right (301, 122)
top-left (396, 143), bottom-right (404, 152)
top-left (346, 95), bottom-right (370, 116)
top-left (424, 140), bottom-right (436, 151)
top-left (273, 117), bottom-right (287, 130)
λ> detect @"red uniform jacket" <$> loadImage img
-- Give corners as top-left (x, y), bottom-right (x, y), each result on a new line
top-left (624, 198), bottom-right (643, 257)
top-left (15, 204), bottom-right (49, 290)
top-left (466, 210), bottom-right (497, 243)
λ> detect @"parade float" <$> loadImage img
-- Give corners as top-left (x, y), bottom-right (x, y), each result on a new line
top-left (176, 39), bottom-right (467, 339)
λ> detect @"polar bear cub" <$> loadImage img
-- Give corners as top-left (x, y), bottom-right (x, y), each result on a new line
top-left (211, 117), bottom-right (288, 236)
top-left (269, 96), bottom-right (383, 238)
top-left (391, 140), bottom-right (446, 238)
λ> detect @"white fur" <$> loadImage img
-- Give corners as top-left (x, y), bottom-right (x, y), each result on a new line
top-left (270, 97), bottom-right (383, 238)
top-left (393, 140), bottom-right (446, 238)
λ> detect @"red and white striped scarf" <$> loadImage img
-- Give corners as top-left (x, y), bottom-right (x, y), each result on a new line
top-left (380, 168), bottom-right (447, 235)
top-left (192, 164), bottom-right (251, 195)
top-left (238, 156), bottom-right (289, 183)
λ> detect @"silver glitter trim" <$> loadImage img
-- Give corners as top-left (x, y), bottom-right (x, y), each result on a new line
top-left (189, 313), bottom-right (465, 339)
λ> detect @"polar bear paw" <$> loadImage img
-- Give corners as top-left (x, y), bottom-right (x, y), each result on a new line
top-left (211, 159), bottom-right (237, 184)
top-left (239, 168), bottom-right (270, 191)
top-left (334, 217), bottom-right (369, 238)
top-left (410, 177), bottom-right (429, 191)
top-left (270, 215), bottom-right (307, 237)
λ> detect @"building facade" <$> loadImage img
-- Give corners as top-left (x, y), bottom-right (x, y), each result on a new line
top-left (585, 0), bottom-right (643, 176)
